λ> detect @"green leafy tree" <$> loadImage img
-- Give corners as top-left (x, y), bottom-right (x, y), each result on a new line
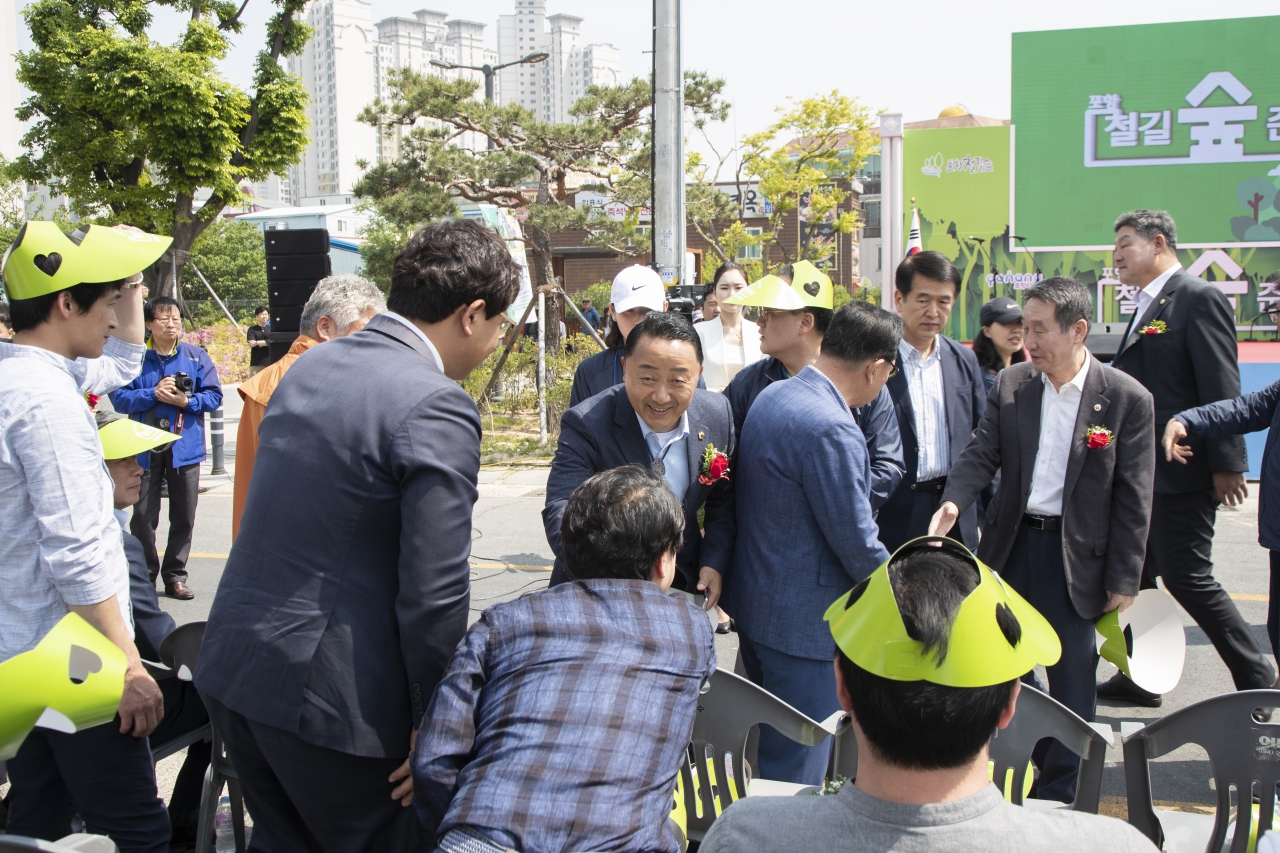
top-left (185, 217), bottom-right (268, 304)
top-left (355, 69), bottom-right (729, 354)
top-left (11, 0), bottom-right (311, 295)
top-left (740, 91), bottom-right (876, 269)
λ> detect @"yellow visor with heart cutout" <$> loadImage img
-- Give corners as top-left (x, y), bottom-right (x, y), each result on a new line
top-left (2, 221), bottom-right (172, 301)
top-left (98, 416), bottom-right (179, 461)
top-left (722, 275), bottom-right (807, 310)
top-left (825, 537), bottom-right (1061, 687)
top-left (789, 260), bottom-right (834, 309)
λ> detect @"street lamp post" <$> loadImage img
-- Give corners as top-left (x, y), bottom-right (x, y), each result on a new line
top-left (430, 51), bottom-right (549, 150)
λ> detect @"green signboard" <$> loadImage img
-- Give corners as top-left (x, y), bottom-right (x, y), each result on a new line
top-left (1012, 16), bottom-right (1280, 249)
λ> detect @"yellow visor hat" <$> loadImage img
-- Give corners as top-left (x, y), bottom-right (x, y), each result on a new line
top-left (0, 613), bottom-right (126, 760)
top-left (825, 537), bottom-right (1061, 687)
top-left (789, 260), bottom-right (834, 309)
top-left (722, 275), bottom-right (806, 310)
top-left (98, 416), bottom-right (179, 460)
top-left (2, 221), bottom-right (172, 301)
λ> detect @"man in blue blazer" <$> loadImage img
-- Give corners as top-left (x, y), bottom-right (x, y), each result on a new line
top-left (723, 302), bottom-right (902, 785)
top-left (879, 251), bottom-right (987, 552)
top-left (196, 220), bottom-right (522, 851)
top-left (545, 311), bottom-right (734, 606)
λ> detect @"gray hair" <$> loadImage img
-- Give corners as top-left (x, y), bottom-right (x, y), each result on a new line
top-left (1025, 276), bottom-right (1092, 335)
top-left (300, 274), bottom-right (386, 337)
top-left (1114, 209), bottom-right (1178, 250)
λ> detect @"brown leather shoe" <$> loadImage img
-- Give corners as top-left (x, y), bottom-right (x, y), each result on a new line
top-left (165, 581), bottom-right (195, 600)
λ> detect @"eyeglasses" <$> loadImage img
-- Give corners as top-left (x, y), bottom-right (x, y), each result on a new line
top-left (757, 308), bottom-right (800, 322)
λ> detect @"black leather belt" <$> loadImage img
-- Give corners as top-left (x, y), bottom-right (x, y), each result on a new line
top-left (1023, 514), bottom-right (1062, 532)
top-left (914, 477), bottom-right (948, 494)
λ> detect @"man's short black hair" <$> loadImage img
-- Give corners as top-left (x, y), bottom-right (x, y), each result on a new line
top-left (1114, 209), bottom-right (1177, 250)
top-left (895, 251), bottom-right (961, 295)
top-left (388, 219), bottom-right (522, 323)
top-left (1025, 276), bottom-right (1092, 335)
top-left (8, 280), bottom-right (123, 333)
top-left (561, 465), bottom-right (685, 581)
top-left (820, 301), bottom-right (902, 366)
top-left (623, 310), bottom-right (704, 364)
top-left (838, 547), bottom-right (1018, 769)
top-left (145, 296), bottom-right (181, 323)
top-left (255, 305), bottom-right (269, 315)
top-left (806, 307), bottom-right (833, 335)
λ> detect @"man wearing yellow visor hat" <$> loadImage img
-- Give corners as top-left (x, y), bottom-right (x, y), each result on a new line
top-left (722, 261), bottom-right (904, 510)
top-left (0, 222), bottom-right (172, 852)
top-left (701, 538), bottom-right (1155, 853)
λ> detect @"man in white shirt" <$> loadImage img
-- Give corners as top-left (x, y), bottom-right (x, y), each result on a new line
top-left (0, 222), bottom-right (173, 851)
top-left (929, 277), bottom-right (1155, 803)
top-left (879, 251), bottom-right (987, 552)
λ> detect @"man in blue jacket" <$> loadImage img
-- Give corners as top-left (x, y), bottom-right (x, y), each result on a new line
top-left (1164, 345), bottom-right (1280, 666)
top-left (111, 296), bottom-right (223, 600)
top-left (723, 301), bottom-right (901, 786)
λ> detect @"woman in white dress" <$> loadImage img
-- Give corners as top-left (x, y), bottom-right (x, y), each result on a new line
top-left (694, 262), bottom-right (763, 392)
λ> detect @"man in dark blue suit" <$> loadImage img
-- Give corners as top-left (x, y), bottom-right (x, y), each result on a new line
top-left (879, 251), bottom-right (987, 552)
top-left (545, 311), bottom-right (734, 608)
top-left (723, 302), bottom-right (902, 785)
top-left (196, 220), bottom-right (522, 851)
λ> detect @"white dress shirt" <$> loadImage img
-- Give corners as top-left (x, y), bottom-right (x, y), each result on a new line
top-left (899, 338), bottom-right (950, 481)
top-left (0, 344), bottom-right (133, 662)
top-left (383, 311), bottom-right (446, 373)
top-left (1122, 263), bottom-right (1182, 349)
top-left (637, 411), bottom-right (691, 501)
top-left (1025, 354), bottom-right (1093, 517)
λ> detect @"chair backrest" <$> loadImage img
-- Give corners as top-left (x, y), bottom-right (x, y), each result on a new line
top-left (678, 668), bottom-right (844, 842)
top-left (989, 683), bottom-right (1111, 812)
top-left (159, 620), bottom-right (206, 681)
top-left (1123, 689), bottom-right (1280, 853)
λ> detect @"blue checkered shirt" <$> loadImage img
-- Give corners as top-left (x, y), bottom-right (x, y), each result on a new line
top-left (412, 578), bottom-right (716, 853)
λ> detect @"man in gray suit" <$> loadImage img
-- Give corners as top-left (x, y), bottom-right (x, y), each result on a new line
top-left (196, 220), bottom-right (522, 851)
top-left (929, 276), bottom-right (1155, 803)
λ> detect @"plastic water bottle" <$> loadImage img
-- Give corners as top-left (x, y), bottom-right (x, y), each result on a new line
top-left (214, 795), bottom-right (235, 852)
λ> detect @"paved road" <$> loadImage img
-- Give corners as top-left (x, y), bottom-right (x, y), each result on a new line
top-left (153, 384), bottom-right (1275, 818)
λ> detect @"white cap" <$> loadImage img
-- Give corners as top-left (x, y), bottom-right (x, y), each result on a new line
top-left (610, 265), bottom-right (666, 315)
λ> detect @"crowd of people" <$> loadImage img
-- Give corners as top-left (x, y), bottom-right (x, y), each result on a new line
top-left (0, 207), bottom-right (1276, 853)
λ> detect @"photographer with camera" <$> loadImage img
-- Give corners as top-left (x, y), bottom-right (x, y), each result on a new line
top-left (111, 296), bottom-right (223, 600)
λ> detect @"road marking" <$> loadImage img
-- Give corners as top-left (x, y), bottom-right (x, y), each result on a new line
top-left (1230, 593), bottom-right (1268, 602)
top-left (170, 554), bottom-right (554, 571)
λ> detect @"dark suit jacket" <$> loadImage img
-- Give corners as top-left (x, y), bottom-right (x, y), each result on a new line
top-left (722, 357), bottom-right (904, 511)
top-left (940, 359), bottom-right (1155, 619)
top-left (1112, 269), bottom-right (1247, 494)
top-left (879, 335), bottom-right (986, 550)
top-left (124, 525), bottom-right (175, 662)
top-left (544, 385), bottom-right (735, 586)
top-left (196, 314), bottom-right (478, 759)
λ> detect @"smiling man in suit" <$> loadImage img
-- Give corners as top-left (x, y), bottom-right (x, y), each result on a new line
top-left (930, 276), bottom-right (1155, 803)
top-left (1104, 209), bottom-right (1276, 705)
top-left (545, 311), bottom-right (734, 610)
top-left (879, 251), bottom-right (986, 552)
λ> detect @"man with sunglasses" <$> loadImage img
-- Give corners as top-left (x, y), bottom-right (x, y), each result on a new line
top-left (722, 300), bottom-right (902, 786)
top-left (723, 263), bottom-right (904, 511)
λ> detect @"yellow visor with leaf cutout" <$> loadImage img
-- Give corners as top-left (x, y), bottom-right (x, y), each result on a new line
top-left (0, 613), bottom-right (126, 760)
top-left (2, 222), bottom-right (172, 301)
top-left (825, 537), bottom-right (1061, 687)
top-left (99, 417), bottom-right (179, 461)
top-left (722, 275), bottom-right (806, 310)
top-left (789, 260), bottom-right (834, 309)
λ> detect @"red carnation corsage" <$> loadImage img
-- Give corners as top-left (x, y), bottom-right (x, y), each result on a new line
top-left (698, 443), bottom-right (730, 485)
top-left (1086, 425), bottom-right (1113, 450)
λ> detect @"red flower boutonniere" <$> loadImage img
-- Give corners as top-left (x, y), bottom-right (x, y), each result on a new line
top-left (1140, 320), bottom-right (1167, 335)
top-left (698, 443), bottom-right (730, 486)
top-left (1086, 425), bottom-right (1113, 450)
top-left (85, 392), bottom-right (100, 411)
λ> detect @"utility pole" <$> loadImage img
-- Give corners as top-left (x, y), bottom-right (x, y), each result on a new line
top-left (652, 0), bottom-right (685, 299)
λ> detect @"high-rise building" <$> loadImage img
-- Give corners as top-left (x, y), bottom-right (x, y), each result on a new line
top-left (496, 1), bottom-right (618, 125)
top-left (288, 0), bottom-right (379, 206)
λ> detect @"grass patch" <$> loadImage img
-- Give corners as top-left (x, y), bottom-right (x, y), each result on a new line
top-left (480, 412), bottom-right (553, 465)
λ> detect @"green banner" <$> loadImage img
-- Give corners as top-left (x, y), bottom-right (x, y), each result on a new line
top-left (1012, 16), bottom-right (1280, 249)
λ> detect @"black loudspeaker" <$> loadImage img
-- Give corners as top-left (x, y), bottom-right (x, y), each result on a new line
top-left (268, 280), bottom-right (319, 307)
top-left (265, 229), bottom-right (330, 256)
top-left (270, 305), bottom-right (303, 333)
top-left (266, 254), bottom-right (331, 283)
top-left (267, 340), bottom-right (295, 363)
top-left (1089, 323), bottom-right (1128, 363)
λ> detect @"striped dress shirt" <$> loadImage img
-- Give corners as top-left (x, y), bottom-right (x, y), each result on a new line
top-left (899, 338), bottom-right (950, 481)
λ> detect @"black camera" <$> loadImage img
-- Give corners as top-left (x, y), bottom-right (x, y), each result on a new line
top-left (665, 284), bottom-right (699, 322)
top-left (171, 372), bottom-right (193, 394)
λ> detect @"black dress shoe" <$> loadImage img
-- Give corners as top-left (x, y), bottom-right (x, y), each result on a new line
top-left (165, 581), bottom-right (195, 600)
top-left (715, 620), bottom-right (731, 635)
top-left (1097, 673), bottom-right (1162, 707)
